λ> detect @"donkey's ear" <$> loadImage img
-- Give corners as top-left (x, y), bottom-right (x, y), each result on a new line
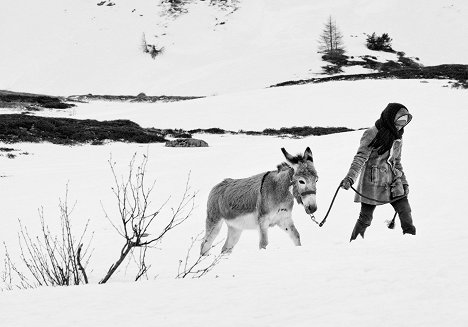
top-left (281, 147), bottom-right (296, 163)
top-left (304, 147), bottom-right (313, 162)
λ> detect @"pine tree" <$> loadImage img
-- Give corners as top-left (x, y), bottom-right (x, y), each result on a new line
top-left (318, 16), bottom-right (345, 57)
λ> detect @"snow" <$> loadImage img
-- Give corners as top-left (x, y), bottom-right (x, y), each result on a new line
top-left (1, 0), bottom-right (468, 326)
top-left (1, 79), bottom-right (468, 326)
top-left (1, 0), bottom-right (467, 95)
top-left (13, 79), bottom-right (457, 131)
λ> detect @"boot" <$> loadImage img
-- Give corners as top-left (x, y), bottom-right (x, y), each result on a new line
top-left (350, 220), bottom-right (368, 242)
top-left (390, 197), bottom-right (416, 236)
top-left (351, 203), bottom-right (375, 242)
top-left (402, 225), bottom-right (416, 235)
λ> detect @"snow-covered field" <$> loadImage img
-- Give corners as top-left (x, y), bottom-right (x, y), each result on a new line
top-left (1, 0), bottom-right (468, 326)
top-left (1, 80), bottom-right (468, 326)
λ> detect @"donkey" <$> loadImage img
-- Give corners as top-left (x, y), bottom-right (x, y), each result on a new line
top-left (200, 147), bottom-right (318, 255)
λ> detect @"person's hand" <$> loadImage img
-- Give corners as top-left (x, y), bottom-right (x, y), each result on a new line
top-left (341, 177), bottom-right (353, 190)
top-left (403, 184), bottom-right (409, 196)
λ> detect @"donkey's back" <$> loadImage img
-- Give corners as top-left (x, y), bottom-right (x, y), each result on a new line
top-left (209, 172), bottom-right (264, 220)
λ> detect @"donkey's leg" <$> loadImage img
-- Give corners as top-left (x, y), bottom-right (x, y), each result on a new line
top-left (258, 217), bottom-right (269, 249)
top-left (200, 218), bottom-right (223, 256)
top-left (279, 219), bottom-right (301, 246)
top-left (221, 226), bottom-right (242, 254)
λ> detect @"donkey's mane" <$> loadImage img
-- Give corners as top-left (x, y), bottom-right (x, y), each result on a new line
top-left (276, 162), bottom-right (292, 172)
top-left (276, 162), bottom-right (300, 173)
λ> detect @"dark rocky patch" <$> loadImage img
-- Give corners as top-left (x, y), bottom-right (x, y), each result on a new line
top-left (271, 64), bottom-right (468, 88)
top-left (165, 138), bottom-right (209, 147)
top-left (188, 127), bottom-right (226, 134)
top-left (0, 147), bottom-right (16, 152)
top-left (0, 116), bottom-right (355, 145)
top-left (0, 90), bottom-right (75, 110)
top-left (0, 114), bottom-right (166, 145)
top-left (162, 126), bottom-right (354, 138)
top-left (154, 128), bottom-right (193, 138)
top-left (0, 147), bottom-right (30, 159)
top-left (262, 126), bottom-right (353, 137)
top-left (67, 94), bottom-right (203, 103)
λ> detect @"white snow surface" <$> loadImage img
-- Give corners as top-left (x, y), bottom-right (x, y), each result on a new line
top-left (1, 79), bottom-right (468, 326)
top-left (1, 0), bottom-right (467, 96)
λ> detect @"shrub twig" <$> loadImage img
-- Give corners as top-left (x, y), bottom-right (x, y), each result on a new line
top-left (13, 186), bottom-right (92, 287)
top-left (177, 233), bottom-right (225, 279)
top-left (100, 153), bottom-right (196, 284)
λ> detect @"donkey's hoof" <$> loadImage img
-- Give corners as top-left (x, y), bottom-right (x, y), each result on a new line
top-left (221, 247), bottom-right (233, 254)
top-left (200, 245), bottom-right (211, 256)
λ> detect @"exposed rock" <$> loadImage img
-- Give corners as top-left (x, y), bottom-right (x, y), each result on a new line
top-left (165, 138), bottom-right (208, 148)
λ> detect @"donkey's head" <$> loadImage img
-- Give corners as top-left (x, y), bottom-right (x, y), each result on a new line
top-left (281, 147), bottom-right (318, 215)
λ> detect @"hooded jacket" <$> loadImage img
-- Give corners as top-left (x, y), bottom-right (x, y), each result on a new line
top-left (346, 105), bottom-right (412, 205)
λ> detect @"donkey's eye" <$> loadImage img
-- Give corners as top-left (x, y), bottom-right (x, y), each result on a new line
top-left (316, 176), bottom-right (319, 182)
top-left (298, 180), bottom-right (306, 185)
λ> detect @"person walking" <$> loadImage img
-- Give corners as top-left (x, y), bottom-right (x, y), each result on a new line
top-left (341, 103), bottom-right (416, 241)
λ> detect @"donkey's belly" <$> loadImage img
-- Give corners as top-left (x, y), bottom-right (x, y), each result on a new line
top-left (225, 212), bottom-right (258, 230)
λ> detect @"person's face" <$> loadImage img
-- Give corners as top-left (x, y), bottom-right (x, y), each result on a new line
top-left (395, 120), bottom-right (407, 130)
top-left (395, 114), bottom-right (409, 131)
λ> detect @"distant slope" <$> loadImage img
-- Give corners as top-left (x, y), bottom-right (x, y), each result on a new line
top-left (0, 0), bottom-right (467, 95)
top-left (0, 90), bottom-right (74, 110)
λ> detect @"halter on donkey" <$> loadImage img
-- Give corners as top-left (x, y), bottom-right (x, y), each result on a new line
top-left (200, 147), bottom-right (318, 255)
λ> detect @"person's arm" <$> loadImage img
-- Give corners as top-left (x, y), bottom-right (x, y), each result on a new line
top-left (345, 128), bottom-right (375, 183)
top-left (394, 143), bottom-right (407, 183)
top-left (394, 141), bottom-right (408, 196)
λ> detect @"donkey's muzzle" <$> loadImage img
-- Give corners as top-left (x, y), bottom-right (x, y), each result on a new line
top-left (301, 190), bottom-right (317, 215)
top-left (305, 204), bottom-right (317, 215)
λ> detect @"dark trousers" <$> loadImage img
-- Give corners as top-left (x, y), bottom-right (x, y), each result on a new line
top-left (350, 197), bottom-right (416, 241)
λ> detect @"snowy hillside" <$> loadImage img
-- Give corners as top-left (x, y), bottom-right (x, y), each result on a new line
top-left (1, 0), bottom-right (467, 95)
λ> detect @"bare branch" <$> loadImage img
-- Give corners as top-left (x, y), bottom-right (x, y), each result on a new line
top-left (76, 244), bottom-right (88, 284)
top-left (2, 242), bottom-right (34, 290)
top-left (8, 185), bottom-right (92, 288)
top-left (100, 153), bottom-right (195, 283)
top-left (176, 233), bottom-right (225, 279)
top-left (134, 247), bottom-right (151, 281)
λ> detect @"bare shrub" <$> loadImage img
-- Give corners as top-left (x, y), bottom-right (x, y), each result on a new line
top-left (1, 187), bottom-right (92, 289)
top-left (100, 153), bottom-right (196, 283)
top-left (1, 153), bottom-right (210, 290)
top-left (1, 247), bottom-right (14, 291)
top-left (149, 45), bottom-right (164, 59)
top-left (176, 232), bottom-right (225, 279)
top-left (2, 244), bottom-right (35, 290)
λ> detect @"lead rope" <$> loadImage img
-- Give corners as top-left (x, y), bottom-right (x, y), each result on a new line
top-left (311, 184), bottom-right (403, 228)
top-left (307, 185), bottom-right (340, 227)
